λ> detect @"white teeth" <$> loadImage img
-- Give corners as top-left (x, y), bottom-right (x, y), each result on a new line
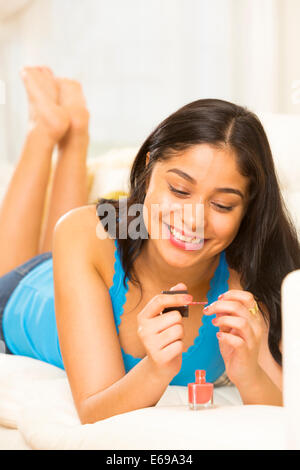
top-left (169, 226), bottom-right (202, 244)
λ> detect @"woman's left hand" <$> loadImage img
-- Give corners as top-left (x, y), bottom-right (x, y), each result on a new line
top-left (203, 289), bottom-right (264, 388)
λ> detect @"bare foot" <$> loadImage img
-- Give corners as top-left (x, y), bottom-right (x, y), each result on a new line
top-left (20, 66), bottom-right (70, 143)
top-left (56, 78), bottom-right (90, 136)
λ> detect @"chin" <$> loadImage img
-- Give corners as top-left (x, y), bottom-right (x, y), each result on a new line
top-left (151, 237), bottom-right (207, 268)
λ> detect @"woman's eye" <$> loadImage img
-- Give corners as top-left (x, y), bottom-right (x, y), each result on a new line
top-left (213, 203), bottom-right (233, 212)
top-left (168, 184), bottom-right (190, 197)
top-left (168, 184), bottom-right (234, 211)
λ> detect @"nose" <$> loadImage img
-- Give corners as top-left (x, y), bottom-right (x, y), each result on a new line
top-left (180, 202), bottom-right (205, 236)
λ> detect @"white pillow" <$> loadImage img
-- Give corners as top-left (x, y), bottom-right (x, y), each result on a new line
top-left (87, 147), bottom-right (138, 202)
top-left (0, 354), bottom-right (65, 428)
top-left (0, 354), bottom-right (286, 450)
top-left (18, 376), bottom-right (285, 450)
top-left (0, 353), bottom-right (240, 430)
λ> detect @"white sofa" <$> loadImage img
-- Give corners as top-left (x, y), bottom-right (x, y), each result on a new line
top-left (0, 112), bottom-right (299, 450)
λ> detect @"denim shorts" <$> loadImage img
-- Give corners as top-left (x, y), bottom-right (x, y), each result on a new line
top-left (0, 252), bottom-right (52, 355)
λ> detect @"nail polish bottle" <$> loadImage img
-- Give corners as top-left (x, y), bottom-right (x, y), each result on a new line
top-left (188, 370), bottom-right (214, 410)
top-left (161, 289), bottom-right (189, 317)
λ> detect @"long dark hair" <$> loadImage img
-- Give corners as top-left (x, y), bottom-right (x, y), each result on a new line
top-left (96, 98), bottom-right (300, 366)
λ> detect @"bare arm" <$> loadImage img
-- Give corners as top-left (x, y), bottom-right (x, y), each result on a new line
top-left (81, 356), bottom-right (170, 424)
top-left (236, 365), bottom-right (282, 406)
top-left (52, 206), bottom-right (172, 424)
top-left (241, 306), bottom-right (283, 406)
top-left (240, 305), bottom-right (283, 406)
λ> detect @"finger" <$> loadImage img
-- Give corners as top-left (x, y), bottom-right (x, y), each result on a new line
top-left (169, 282), bottom-right (188, 291)
top-left (213, 315), bottom-right (255, 348)
top-left (158, 324), bottom-right (184, 349)
top-left (152, 310), bottom-right (183, 333)
top-left (138, 310), bottom-right (182, 337)
top-left (218, 290), bottom-right (261, 317)
top-left (143, 292), bottom-right (192, 319)
top-left (217, 331), bottom-right (246, 352)
top-left (214, 311), bottom-right (235, 333)
top-left (158, 340), bottom-right (184, 365)
top-left (216, 291), bottom-right (263, 339)
top-left (205, 299), bottom-right (261, 339)
top-left (204, 299), bottom-right (249, 319)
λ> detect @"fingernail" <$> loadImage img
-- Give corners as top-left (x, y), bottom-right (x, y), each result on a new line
top-left (203, 305), bottom-right (209, 312)
top-left (183, 295), bottom-right (193, 303)
top-left (170, 283), bottom-right (184, 290)
top-left (218, 294), bottom-right (224, 299)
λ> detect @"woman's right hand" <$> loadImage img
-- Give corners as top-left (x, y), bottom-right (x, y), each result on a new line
top-left (137, 282), bottom-right (192, 380)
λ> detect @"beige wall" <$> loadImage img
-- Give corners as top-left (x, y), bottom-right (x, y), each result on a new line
top-left (278, 0), bottom-right (300, 114)
top-left (0, 0), bottom-right (299, 164)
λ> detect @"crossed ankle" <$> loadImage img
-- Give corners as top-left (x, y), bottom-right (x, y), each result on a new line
top-left (58, 129), bottom-right (89, 149)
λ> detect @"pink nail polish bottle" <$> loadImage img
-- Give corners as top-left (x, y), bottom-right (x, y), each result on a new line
top-left (188, 370), bottom-right (214, 410)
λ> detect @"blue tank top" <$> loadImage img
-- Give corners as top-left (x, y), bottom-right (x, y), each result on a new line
top-left (2, 239), bottom-right (229, 384)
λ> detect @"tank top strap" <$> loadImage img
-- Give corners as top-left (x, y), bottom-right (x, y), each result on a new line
top-left (207, 250), bottom-right (230, 302)
top-left (109, 238), bottom-right (129, 335)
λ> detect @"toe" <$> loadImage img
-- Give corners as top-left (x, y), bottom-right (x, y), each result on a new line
top-left (42, 66), bottom-right (54, 75)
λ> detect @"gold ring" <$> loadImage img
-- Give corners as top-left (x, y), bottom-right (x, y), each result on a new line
top-left (249, 300), bottom-right (259, 318)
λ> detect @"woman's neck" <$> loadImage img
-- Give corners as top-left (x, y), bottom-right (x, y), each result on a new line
top-left (135, 239), bottom-right (220, 297)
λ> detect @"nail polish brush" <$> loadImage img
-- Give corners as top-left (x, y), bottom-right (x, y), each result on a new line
top-left (161, 289), bottom-right (208, 317)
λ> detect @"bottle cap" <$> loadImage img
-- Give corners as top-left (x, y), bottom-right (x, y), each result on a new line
top-left (195, 369), bottom-right (206, 384)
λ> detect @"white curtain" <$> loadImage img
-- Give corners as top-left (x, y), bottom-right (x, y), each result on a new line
top-left (0, 0), bottom-right (297, 164)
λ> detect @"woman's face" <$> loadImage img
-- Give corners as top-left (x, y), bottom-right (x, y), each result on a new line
top-left (142, 143), bottom-right (249, 268)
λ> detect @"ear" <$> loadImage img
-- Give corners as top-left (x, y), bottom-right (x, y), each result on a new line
top-left (145, 151), bottom-right (150, 167)
top-left (145, 152), bottom-right (151, 191)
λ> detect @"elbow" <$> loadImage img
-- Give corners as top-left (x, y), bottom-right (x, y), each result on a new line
top-left (77, 397), bottom-right (106, 425)
top-left (78, 400), bottom-right (94, 425)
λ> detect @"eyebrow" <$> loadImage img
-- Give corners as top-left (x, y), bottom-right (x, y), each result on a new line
top-left (166, 168), bottom-right (244, 199)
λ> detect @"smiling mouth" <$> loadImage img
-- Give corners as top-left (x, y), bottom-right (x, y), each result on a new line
top-left (166, 224), bottom-right (206, 244)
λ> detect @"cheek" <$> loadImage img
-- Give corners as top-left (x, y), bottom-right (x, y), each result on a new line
top-left (210, 212), bottom-right (242, 239)
top-left (143, 189), bottom-right (183, 237)
top-left (142, 190), bottom-right (164, 236)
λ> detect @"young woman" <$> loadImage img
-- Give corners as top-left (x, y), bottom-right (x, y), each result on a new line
top-left (0, 67), bottom-right (299, 425)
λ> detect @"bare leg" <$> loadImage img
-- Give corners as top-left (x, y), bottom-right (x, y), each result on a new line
top-left (0, 67), bottom-right (70, 276)
top-left (39, 79), bottom-right (90, 253)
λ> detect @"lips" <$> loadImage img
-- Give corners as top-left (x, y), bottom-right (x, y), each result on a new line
top-left (168, 224), bottom-right (204, 240)
top-left (164, 223), bottom-right (209, 251)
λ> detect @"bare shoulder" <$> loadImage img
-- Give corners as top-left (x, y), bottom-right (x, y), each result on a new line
top-left (54, 204), bottom-right (116, 284)
top-left (54, 204), bottom-right (100, 234)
